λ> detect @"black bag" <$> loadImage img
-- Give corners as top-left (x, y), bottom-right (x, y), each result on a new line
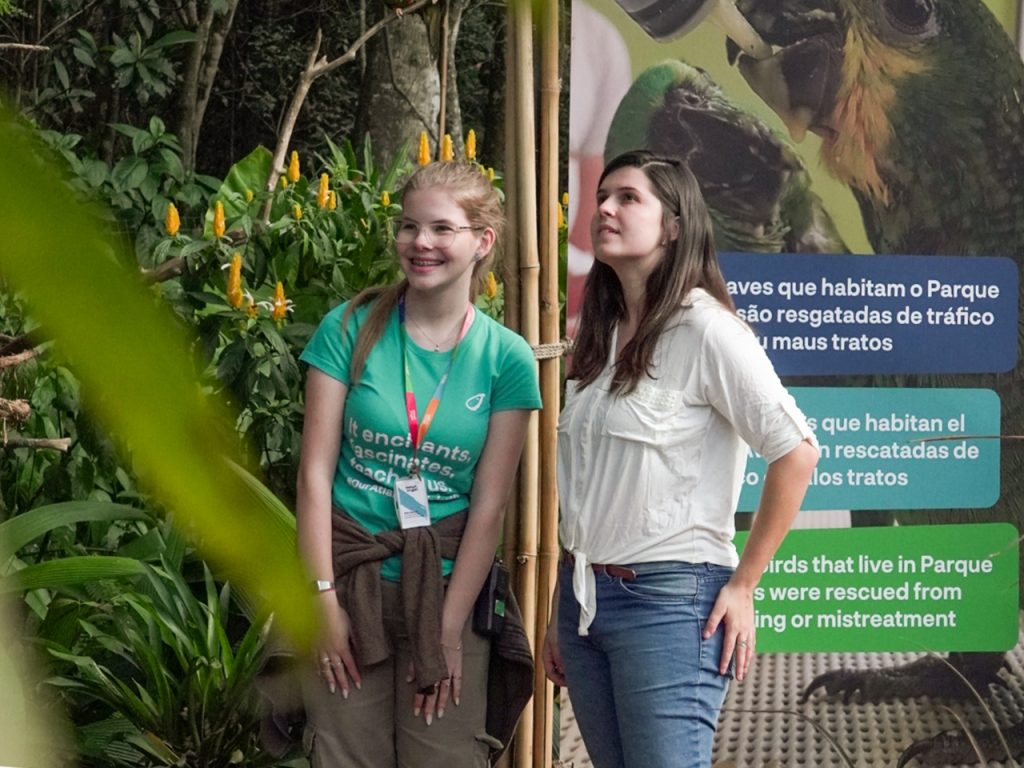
top-left (472, 560), bottom-right (510, 637)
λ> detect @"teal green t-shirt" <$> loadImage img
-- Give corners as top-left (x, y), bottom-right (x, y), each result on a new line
top-left (300, 299), bottom-right (542, 579)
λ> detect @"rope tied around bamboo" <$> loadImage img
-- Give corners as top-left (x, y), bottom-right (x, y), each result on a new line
top-left (531, 338), bottom-right (573, 360)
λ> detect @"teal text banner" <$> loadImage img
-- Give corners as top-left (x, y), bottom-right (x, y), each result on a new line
top-left (736, 524), bottom-right (1019, 652)
top-left (738, 387), bottom-right (1000, 512)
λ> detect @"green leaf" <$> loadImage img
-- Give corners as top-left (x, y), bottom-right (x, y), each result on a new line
top-left (212, 145), bottom-right (273, 232)
top-left (148, 30), bottom-right (198, 50)
top-left (0, 605), bottom-right (72, 764)
top-left (109, 46), bottom-right (135, 67)
top-left (53, 58), bottom-right (70, 90)
top-left (72, 46), bottom-right (96, 69)
top-left (1, 556), bottom-right (147, 593)
top-left (125, 730), bottom-right (182, 764)
top-left (157, 147), bottom-right (184, 181)
top-left (0, 501), bottom-right (149, 564)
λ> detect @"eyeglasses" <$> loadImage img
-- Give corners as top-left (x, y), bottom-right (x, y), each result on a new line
top-left (393, 221), bottom-right (481, 248)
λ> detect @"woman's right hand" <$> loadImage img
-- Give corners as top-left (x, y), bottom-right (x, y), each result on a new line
top-left (541, 622), bottom-right (567, 687)
top-left (314, 594), bottom-right (362, 697)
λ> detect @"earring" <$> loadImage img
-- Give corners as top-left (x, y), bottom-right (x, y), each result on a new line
top-left (473, 252), bottom-right (483, 262)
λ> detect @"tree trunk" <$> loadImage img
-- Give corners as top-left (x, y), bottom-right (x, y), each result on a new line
top-left (442, 0), bottom-right (466, 154)
top-left (177, 0), bottom-right (241, 175)
top-left (355, 0), bottom-right (468, 169)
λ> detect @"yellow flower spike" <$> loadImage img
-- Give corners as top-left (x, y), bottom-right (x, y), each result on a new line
top-left (293, 203), bottom-right (303, 220)
top-left (287, 151), bottom-right (300, 183)
top-left (562, 191), bottom-right (569, 207)
top-left (279, 176), bottom-right (288, 190)
top-left (381, 190), bottom-right (391, 208)
top-left (164, 202), bottom-right (180, 237)
top-left (245, 189), bottom-right (254, 203)
top-left (317, 173), bottom-right (330, 209)
top-left (328, 190), bottom-right (337, 210)
top-left (417, 132), bottom-right (430, 166)
top-left (465, 129), bottom-right (477, 161)
top-left (441, 134), bottom-right (454, 162)
top-left (226, 253), bottom-right (244, 309)
top-left (483, 271), bottom-right (498, 299)
top-left (486, 167), bottom-right (495, 181)
top-left (557, 202), bottom-right (565, 230)
top-left (212, 201), bottom-right (226, 238)
top-left (271, 281), bottom-right (292, 321)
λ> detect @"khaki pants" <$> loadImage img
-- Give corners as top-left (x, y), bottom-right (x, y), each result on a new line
top-left (301, 580), bottom-right (495, 768)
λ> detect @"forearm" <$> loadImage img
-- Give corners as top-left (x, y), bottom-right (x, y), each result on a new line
top-left (296, 471), bottom-right (337, 584)
top-left (733, 439), bottom-right (818, 590)
top-left (295, 369), bottom-right (347, 587)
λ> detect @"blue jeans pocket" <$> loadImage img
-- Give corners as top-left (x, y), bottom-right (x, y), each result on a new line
top-left (616, 569), bottom-right (698, 602)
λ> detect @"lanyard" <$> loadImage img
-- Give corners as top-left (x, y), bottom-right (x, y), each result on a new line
top-left (398, 295), bottom-right (474, 474)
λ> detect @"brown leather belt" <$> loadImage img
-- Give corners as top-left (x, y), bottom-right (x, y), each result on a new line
top-left (562, 550), bottom-right (637, 581)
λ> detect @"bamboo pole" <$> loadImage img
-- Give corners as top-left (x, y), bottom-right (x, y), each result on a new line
top-left (500, 0), bottom-right (522, 591)
top-left (491, 19), bottom-right (520, 768)
top-left (533, 0), bottom-right (562, 765)
top-left (508, 1), bottom-right (541, 767)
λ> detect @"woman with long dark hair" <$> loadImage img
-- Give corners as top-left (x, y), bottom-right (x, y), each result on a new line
top-left (543, 150), bottom-right (818, 768)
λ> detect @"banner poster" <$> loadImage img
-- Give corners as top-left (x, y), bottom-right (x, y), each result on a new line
top-left (566, 0), bottom-right (1023, 764)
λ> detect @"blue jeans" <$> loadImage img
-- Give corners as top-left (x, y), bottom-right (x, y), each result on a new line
top-left (557, 561), bottom-right (735, 768)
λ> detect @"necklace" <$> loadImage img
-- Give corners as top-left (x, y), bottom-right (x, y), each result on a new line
top-left (408, 314), bottom-right (459, 351)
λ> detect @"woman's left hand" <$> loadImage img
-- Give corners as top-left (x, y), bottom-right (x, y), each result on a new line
top-left (407, 642), bottom-right (463, 724)
top-left (703, 580), bottom-right (756, 681)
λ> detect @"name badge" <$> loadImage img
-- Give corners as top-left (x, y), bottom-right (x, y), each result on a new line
top-left (394, 475), bottom-right (431, 529)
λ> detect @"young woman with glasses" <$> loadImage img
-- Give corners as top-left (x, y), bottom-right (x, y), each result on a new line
top-left (295, 161), bottom-right (541, 767)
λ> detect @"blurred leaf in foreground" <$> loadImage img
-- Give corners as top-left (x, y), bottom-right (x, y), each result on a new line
top-left (0, 112), bottom-right (314, 640)
top-left (0, 595), bottom-right (72, 766)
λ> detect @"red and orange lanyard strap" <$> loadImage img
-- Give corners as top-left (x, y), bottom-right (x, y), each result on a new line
top-left (398, 295), bottom-right (474, 475)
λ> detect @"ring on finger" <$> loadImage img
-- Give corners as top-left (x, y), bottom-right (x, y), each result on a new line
top-left (737, 640), bottom-right (749, 648)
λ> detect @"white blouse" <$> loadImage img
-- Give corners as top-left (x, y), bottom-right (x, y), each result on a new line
top-left (557, 289), bottom-right (817, 634)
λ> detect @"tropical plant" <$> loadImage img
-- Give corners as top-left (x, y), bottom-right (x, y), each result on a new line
top-left (0, 464), bottom-right (299, 767)
top-left (145, 136), bottom-right (412, 499)
top-left (44, 560), bottom-right (274, 767)
top-left (39, 117), bottom-right (221, 251)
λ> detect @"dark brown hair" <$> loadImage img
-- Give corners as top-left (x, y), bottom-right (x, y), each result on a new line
top-left (570, 150), bottom-right (734, 395)
top-left (342, 162), bottom-right (504, 383)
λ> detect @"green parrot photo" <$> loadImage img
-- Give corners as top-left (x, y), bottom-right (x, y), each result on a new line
top-left (604, 59), bottom-right (847, 254)
top-left (730, 0), bottom-right (1024, 764)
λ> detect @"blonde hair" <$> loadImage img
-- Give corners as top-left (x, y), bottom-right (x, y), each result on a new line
top-left (343, 162), bottom-right (505, 383)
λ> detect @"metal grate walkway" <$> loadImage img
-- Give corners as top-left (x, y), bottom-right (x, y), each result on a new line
top-left (560, 620), bottom-right (1024, 767)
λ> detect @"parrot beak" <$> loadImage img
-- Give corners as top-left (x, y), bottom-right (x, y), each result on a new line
top-left (737, 32), bottom-right (843, 143)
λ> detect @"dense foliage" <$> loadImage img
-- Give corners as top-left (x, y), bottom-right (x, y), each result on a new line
top-left (0, 2), bottom-right (569, 763)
